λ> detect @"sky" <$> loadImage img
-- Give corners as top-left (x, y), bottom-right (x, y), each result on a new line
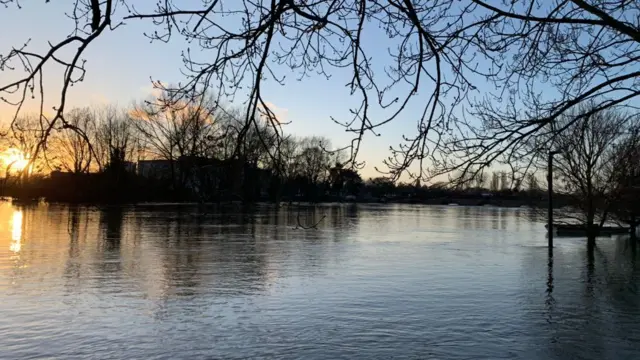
top-left (0, 1), bottom-right (509, 181)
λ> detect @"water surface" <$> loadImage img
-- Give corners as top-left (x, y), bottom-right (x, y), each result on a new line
top-left (0, 203), bottom-right (638, 359)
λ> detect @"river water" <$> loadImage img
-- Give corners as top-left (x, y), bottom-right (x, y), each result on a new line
top-left (0, 202), bottom-right (638, 359)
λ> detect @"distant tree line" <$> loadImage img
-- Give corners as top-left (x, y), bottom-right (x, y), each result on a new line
top-left (4, 92), bottom-right (640, 244)
top-left (0, 92), bottom-right (372, 203)
top-left (0, 88), bottom-right (574, 207)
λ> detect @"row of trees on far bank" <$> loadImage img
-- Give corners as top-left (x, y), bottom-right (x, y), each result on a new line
top-left (0, 89), bottom-right (553, 206)
top-left (3, 91), bottom-right (640, 244)
top-left (0, 92), bottom-right (367, 203)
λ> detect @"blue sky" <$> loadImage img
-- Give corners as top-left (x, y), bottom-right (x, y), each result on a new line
top-left (0, 1), bottom-right (497, 180)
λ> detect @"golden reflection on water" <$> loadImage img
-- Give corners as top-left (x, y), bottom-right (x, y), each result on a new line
top-left (9, 210), bottom-right (22, 253)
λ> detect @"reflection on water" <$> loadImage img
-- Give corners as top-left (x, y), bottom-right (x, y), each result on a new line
top-left (0, 203), bottom-right (639, 359)
top-left (9, 210), bottom-right (21, 252)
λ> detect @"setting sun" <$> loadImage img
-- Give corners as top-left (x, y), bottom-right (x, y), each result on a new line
top-left (1, 148), bottom-right (30, 175)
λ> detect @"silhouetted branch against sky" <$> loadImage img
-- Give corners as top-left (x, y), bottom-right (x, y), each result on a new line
top-left (2, 0), bottom-right (640, 183)
top-left (0, 0), bottom-right (119, 174)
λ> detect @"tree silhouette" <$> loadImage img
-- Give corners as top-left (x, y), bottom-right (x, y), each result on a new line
top-left (52, 108), bottom-right (95, 174)
top-left (93, 105), bottom-right (138, 172)
top-left (330, 163), bottom-right (363, 197)
top-left (542, 105), bottom-right (631, 242)
top-left (3, 1), bottom-right (640, 183)
top-left (608, 127), bottom-right (640, 236)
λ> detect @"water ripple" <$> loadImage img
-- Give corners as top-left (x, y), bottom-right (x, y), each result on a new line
top-left (0, 203), bottom-right (638, 359)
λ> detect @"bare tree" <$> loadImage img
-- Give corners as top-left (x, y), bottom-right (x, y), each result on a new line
top-left (264, 135), bottom-right (300, 182)
top-left (527, 174), bottom-right (540, 192)
top-left (5, 1), bottom-right (640, 184)
top-left (213, 107), bottom-right (277, 164)
top-left (51, 107), bottom-right (95, 174)
top-left (3, 114), bottom-right (47, 177)
top-left (297, 136), bottom-right (333, 186)
top-left (432, 0), bottom-right (640, 183)
top-left (132, 92), bottom-right (219, 188)
top-left (545, 105), bottom-right (629, 242)
top-left (451, 168), bottom-right (475, 190)
top-left (279, 136), bottom-right (303, 180)
top-left (474, 172), bottom-right (486, 189)
top-left (607, 126), bottom-right (640, 236)
top-left (118, 0), bottom-right (640, 183)
top-left (93, 105), bottom-right (138, 172)
top-left (133, 93), bottom-right (217, 160)
top-left (0, 0), bottom-right (119, 171)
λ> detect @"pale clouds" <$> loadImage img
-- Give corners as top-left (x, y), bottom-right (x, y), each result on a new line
top-left (89, 93), bottom-right (110, 105)
top-left (260, 101), bottom-right (289, 124)
top-left (139, 81), bottom-right (168, 99)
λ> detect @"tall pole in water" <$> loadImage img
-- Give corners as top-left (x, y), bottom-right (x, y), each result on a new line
top-left (548, 150), bottom-right (558, 249)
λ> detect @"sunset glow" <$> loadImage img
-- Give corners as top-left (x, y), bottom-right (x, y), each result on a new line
top-left (2, 148), bottom-right (30, 174)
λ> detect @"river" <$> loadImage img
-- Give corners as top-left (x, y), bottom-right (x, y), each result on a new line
top-left (0, 202), bottom-right (638, 359)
